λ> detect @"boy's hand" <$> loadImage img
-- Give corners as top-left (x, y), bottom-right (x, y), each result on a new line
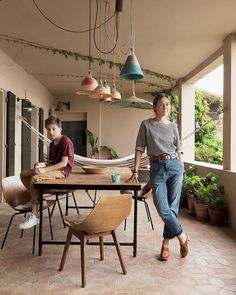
top-left (34, 167), bottom-right (47, 174)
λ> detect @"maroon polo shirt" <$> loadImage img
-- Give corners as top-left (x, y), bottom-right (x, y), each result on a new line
top-left (49, 135), bottom-right (74, 177)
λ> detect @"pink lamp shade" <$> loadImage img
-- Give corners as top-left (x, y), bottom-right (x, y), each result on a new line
top-left (76, 70), bottom-right (98, 95)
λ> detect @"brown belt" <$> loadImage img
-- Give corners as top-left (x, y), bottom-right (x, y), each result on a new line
top-left (149, 154), bottom-right (175, 161)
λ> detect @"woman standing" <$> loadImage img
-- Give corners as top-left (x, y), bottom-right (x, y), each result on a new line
top-left (129, 93), bottom-right (189, 261)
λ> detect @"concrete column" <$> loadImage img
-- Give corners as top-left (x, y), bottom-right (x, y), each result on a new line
top-left (178, 82), bottom-right (195, 162)
top-left (223, 34), bottom-right (236, 170)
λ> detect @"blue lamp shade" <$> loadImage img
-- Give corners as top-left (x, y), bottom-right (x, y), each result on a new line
top-left (120, 48), bottom-right (144, 81)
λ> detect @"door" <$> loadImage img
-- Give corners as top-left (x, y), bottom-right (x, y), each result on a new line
top-left (21, 99), bottom-right (32, 170)
top-left (62, 121), bottom-right (87, 156)
top-left (6, 92), bottom-right (16, 176)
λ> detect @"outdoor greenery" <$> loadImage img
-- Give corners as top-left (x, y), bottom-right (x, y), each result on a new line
top-left (194, 89), bottom-right (223, 164)
top-left (167, 88), bottom-right (223, 165)
top-left (86, 129), bottom-right (118, 159)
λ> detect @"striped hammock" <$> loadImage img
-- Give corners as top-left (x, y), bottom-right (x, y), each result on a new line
top-left (17, 115), bottom-right (150, 168)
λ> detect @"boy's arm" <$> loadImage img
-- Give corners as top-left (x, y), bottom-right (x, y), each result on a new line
top-left (35, 156), bottom-right (68, 174)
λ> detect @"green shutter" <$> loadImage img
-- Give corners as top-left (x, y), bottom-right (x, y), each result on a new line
top-left (6, 92), bottom-right (16, 176)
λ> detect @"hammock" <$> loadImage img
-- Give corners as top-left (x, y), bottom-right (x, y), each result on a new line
top-left (17, 115), bottom-right (149, 168)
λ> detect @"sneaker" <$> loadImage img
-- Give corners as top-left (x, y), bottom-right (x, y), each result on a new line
top-left (18, 213), bottom-right (39, 229)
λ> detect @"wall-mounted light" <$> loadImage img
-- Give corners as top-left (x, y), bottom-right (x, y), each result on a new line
top-left (17, 98), bottom-right (36, 112)
top-left (55, 101), bottom-right (70, 112)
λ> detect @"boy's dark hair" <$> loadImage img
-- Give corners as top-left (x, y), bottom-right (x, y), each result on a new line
top-left (45, 116), bottom-right (61, 128)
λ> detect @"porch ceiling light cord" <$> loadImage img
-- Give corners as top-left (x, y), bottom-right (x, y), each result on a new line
top-left (90, 0), bottom-right (112, 99)
top-left (32, 0), bottom-right (115, 34)
top-left (76, 0), bottom-right (98, 96)
top-left (93, 0), bottom-right (119, 54)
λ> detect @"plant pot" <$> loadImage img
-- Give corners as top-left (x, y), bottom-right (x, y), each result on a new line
top-left (194, 202), bottom-right (210, 222)
top-left (187, 195), bottom-right (196, 215)
top-left (208, 207), bottom-right (227, 226)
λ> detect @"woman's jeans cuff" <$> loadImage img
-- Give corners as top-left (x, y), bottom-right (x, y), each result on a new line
top-left (163, 229), bottom-right (183, 240)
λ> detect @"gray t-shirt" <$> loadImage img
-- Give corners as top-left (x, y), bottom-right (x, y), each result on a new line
top-left (135, 118), bottom-right (182, 157)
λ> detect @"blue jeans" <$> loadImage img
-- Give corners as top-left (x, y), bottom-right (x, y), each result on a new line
top-left (150, 158), bottom-right (183, 239)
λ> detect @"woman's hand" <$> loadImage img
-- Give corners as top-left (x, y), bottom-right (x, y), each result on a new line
top-left (127, 172), bottom-right (139, 183)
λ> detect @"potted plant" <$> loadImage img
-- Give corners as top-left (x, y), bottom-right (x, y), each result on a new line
top-left (86, 130), bottom-right (118, 159)
top-left (208, 185), bottom-right (228, 226)
top-left (193, 172), bottom-right (219, 222)
top-left (181, 165), bottom-right (197, 214)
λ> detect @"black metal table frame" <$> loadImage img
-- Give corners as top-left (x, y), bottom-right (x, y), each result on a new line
top-left (35, 183), bottom-right (141, 257)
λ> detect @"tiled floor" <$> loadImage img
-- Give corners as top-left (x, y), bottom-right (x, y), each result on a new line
top-left (0, 191), bottom-right (236, 295)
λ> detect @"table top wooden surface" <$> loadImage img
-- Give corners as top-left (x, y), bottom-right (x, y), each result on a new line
top-left (33, 166), bottom-right (141, 189)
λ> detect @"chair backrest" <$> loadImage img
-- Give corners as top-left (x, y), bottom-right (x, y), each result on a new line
top-left (1, 176), bottom-right (31, 209)
top-left (77, 194), bottom-right (132, 234)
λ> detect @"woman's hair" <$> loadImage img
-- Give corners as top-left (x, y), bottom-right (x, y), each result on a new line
top-left (45, 116), bottom-right (61, 128)
top-left (153, 93), bottom-right (171, 112)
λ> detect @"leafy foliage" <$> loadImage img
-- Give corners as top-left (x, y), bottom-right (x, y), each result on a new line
top-left (86, 130), bottom-right (118, 159)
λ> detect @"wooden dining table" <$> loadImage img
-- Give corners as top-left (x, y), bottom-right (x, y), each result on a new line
top-left (34, 167), bottom-right (141, 257)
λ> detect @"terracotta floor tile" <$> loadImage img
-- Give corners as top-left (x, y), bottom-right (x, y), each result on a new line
top-left (1, 191), bottom-right (236, 294)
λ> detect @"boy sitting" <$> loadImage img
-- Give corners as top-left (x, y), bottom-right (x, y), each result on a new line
top-left (19, 116), bottom-right (74, 229)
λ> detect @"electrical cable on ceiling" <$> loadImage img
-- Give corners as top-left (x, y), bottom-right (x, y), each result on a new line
top-left (93, 0), bottom-right (118, 54)
top-left (32, 0), bottom-right (116, 34)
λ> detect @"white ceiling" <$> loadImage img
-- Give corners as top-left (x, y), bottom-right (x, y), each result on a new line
top-left (0, 0), bottom-right (236, 97)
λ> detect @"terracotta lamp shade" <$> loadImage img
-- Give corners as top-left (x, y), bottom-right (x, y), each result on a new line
top-left (76, 70), bottom-right (98, 95)
top-left (111, 85), bottom-right (121, 100)
top-left (120, 48), bottom-right (144, 81)
top-left (89, 81), bottom-right (112, 99)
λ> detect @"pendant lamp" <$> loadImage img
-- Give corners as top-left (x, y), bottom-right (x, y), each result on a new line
top-left (90, 80), bottom-right (111, 99)
top-left (111, 81), bottom-right (152, 109)
top-left (111, 84), bottom-right (121, 100)
top-left (119, 0), bottom-right (144, 81)
top-left (120, 47), bottom-right (144, 80)
top-left (76, 0), bottom-right (97, 95)
top-left (76, 70), bottom-right (98, 95)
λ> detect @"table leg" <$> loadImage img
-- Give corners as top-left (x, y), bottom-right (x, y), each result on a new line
top-left (133, 190), bottom-right (138, 257)
top-left (38, 190), bottom-right (43, 256)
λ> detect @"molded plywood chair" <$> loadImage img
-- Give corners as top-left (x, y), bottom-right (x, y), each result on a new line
top-left (59, 194), bottom-right (132, 288)
top-left (1, 176), bottom-right (54, 253)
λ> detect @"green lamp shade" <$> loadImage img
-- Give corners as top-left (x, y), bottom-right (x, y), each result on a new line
top-left (111, 95), bottom-right (153, 109)
top-left (120, 49), bottom-right (144, 81)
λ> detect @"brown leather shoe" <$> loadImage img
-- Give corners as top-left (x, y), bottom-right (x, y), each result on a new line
top-left (180, 234), bottom-right (189, 258)
top-left (159, 246), bottom-right (169, 261)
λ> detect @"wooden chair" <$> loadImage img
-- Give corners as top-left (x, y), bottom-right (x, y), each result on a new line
top-left (1, 176), bottom-right (54, 254)
top-left (59, 194), bottom-right (132, 288)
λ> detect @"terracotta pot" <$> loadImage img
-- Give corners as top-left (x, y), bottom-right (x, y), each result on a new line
top-left (194, 202), bottom-right (210, 222)
top-left (187, 195), bottom-right (196, 215)
top-left (208, 208), bottom-right (227, 226)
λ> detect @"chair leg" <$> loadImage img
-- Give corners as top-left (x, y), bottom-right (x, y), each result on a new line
top-left (93, 190), bottom-right (97, 207)
top-left (144, 201), bottom-right (150, 222)
top-left (99, 236), bottom-right (104, 260)
top-left (1, 213), bottom-right (19, 249)
top-left (80, 235), bottom-right (87, 288)
top-left (144, 200), bottom-right (154, 230)
top-left (123, 218), bottom-right (127, 231)
top-left (111, 231), bottom-right (127, 275)
top-left (59, 229), bottom-right (73, 271)
top-left (72, 192), bottom-right (80, 215)
top-left (65, 193), bottom-right (69, 216)
top-left (49, 202), bottom-right (56, 217)
top-left (20, 212), bottom-right (27, 238)
top-left (32, 225), bottom-right (36, 254)
top-left (56, 194), bottom-right (66, 228)
top-left (48, 207), bottom-right (54, 240)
